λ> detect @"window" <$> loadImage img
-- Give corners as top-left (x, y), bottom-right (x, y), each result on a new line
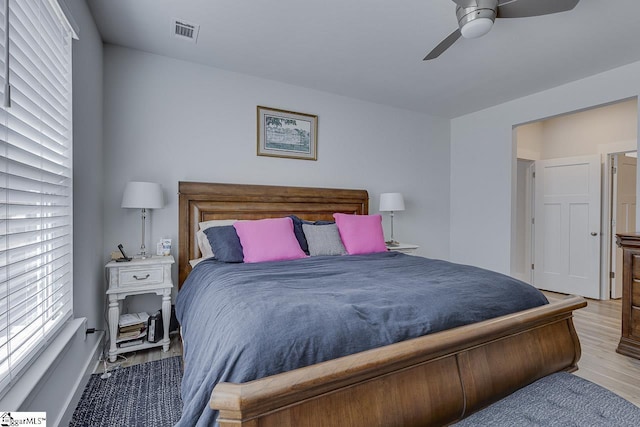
top-left (0, 0), bottom-right (74, 394)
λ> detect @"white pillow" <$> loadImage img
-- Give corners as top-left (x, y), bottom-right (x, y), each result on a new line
top-left (199, 219), bottom-right (237, 231)
top-left (196, 219), bottom-right (237, 258)
top-left (189, 257), bottom-right (205, 268)
top-left (196, 230), bottom-right (214, 259)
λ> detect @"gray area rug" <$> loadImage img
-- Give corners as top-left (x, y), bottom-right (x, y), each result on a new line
top-left (70, 356), bottom-right (182, 427)
top-left (454, 372), bottom-right (640, 426)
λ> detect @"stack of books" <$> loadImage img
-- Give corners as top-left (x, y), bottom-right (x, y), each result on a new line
top-left (117, 312), bottom-right (149, 348)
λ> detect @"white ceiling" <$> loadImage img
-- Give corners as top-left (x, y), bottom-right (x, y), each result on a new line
top-left (86, 0), bottom-right (640, 119)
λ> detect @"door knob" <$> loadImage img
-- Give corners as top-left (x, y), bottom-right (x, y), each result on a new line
top-left (590, 232), bottom-right (598, 236)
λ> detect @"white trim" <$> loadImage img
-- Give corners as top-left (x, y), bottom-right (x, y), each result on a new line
top-left (602, 151), bottom-right (637, 300)
top-left (525, 161), bottom-right (534, 285)
top-left (516, 148), bottom-right (541, 161)
top-left (597, 139), bottom-right (637, 155)
top-left (0, 318), bottom-right (85, 410)
top-left (48, 0), bottom-right (79, 39)
top-left (601, 149), bottom-right (637, 300)
top-left (56, 331), bottom-right (104, 427)
top-left (601, 156), bottom-right (611, 300)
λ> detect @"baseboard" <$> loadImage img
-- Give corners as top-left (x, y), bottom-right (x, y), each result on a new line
top-left (57, 330), bottom-right (105, 426)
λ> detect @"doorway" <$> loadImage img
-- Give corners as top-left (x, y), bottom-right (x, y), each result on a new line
top-left (609, 152), bottom-right (637, 298)
top-left (512, 98), bottom-right (638, 299)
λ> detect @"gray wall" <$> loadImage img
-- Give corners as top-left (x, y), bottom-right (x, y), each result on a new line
top-left (102, 45), bottom-right (451, 308)
top-left (450, 61), bottom-right (640, 276)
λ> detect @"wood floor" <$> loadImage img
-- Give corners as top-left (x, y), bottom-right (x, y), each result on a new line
top-left (97, 293), bottom-right (640, 407)
top-left (544, 291), bottom-right (640, 406)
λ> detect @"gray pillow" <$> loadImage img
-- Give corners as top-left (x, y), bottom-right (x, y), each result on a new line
top-left (302, 223), bottom-right (347, 256)
top-left (203, 225), bottom-right (244, 263)
top-left (289, 215), bottom-right (334, 254)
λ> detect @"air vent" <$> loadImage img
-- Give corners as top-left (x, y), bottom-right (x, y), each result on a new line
top-left (171, 18), bottom-right (199, 43)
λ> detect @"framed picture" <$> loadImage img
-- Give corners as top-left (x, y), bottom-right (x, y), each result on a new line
top-left (257, 106), bottom-right (318, 160)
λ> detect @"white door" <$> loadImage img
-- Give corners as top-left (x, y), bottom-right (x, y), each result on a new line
top-left (611, 154), bottom-right (637, 298)
top-left (534, 155), bottom-right (601, 298)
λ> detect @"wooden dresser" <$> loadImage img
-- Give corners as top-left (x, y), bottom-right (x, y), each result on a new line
top-left (615, 233), bottom-right (640, 359)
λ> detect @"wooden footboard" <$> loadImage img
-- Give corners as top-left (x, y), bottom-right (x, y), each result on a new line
top-left (211, 296), bottom-right (586, 427)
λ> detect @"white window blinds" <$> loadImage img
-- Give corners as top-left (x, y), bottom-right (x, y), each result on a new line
top-left (0, 0), bottom-right (74, 393)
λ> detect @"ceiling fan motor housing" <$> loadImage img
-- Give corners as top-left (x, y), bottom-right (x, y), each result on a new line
top-left (456, 0), bottom-right (498, 39)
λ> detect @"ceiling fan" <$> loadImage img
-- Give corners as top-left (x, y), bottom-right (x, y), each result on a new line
top-left (424, 0), bottom-right (580, 60)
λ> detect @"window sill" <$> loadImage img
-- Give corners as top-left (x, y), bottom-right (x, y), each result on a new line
top-left (0, 318), bottom-right (86, 410)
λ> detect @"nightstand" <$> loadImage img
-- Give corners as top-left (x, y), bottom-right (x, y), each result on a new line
top-left (106, 255), bottom-right (174, 362)
top-left (386, 243), bottom-right (419, 255)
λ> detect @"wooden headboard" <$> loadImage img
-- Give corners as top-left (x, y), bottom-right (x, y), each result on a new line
top-left (178, 182), bottom-right (369, 287)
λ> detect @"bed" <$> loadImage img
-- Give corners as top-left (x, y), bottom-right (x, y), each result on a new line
top-left (177, 181), bottom-right (587, 427)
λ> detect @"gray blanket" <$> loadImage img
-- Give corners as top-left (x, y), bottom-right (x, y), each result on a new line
top-left (175, 252), bottom-right (548, 426)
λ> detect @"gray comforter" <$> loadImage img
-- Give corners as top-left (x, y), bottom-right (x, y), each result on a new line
top-left (175, 252), bottom-right (548, 426)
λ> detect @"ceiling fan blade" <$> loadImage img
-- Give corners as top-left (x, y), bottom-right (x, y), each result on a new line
top-left (450, 0), bottom-right (477, 7)
top-left (497, 0), bottom-right (579, 19)
top-left (424, 29), bottom-right (462, 61)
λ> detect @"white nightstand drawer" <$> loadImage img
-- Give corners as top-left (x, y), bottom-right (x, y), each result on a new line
top-left (119, 266), bottom-right (164, 286)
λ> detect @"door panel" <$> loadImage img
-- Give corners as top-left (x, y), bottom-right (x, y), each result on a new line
top-left (534, 155), bottom-right (601, 298)
top-left (569, 203), bottom-right (589, 278)
top-left (542, 203), bottom-right (561, 274)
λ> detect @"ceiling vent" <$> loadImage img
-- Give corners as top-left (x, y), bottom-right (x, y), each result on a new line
top-left (172, 18), bottom-right (199, 43)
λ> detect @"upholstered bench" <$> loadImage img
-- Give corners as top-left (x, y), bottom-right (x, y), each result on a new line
top-left (454, 372), bottom-right (640, 426)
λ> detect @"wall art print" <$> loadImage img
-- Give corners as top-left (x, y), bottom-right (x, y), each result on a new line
top-left (257, 106), bottom-right (317, 160)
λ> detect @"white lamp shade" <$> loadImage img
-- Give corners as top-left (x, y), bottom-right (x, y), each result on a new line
top-left (379, 193), bottom-right (405, 212)
top-left (121, 181), bottom-right (164, 209)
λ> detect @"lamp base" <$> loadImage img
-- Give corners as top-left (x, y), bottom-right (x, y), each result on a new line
top-left (137, 245), bottom-right (148, 259)
top-left (385, 240), bottom-right (400, 247)
top-left (139, 208), bottom-right (148, 259)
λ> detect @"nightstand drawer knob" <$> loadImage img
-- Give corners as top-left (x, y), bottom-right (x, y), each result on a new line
top-left (133, 274), bottom-right (150, 280)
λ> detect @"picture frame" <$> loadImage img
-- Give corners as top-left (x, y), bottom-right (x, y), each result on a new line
top-left (257, 106), bottom-right (318, 160)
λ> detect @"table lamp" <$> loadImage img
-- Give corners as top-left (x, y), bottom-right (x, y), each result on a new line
top-left (379, 192), bottom-right (405, 246)
top-left (121, 181), bottom-right (164, 258)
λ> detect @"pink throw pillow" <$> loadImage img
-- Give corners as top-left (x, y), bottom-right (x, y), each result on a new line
top-left (233, 217), bottom-right (307, 263)
top-left (333, 213), bottom-right (387, 255)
